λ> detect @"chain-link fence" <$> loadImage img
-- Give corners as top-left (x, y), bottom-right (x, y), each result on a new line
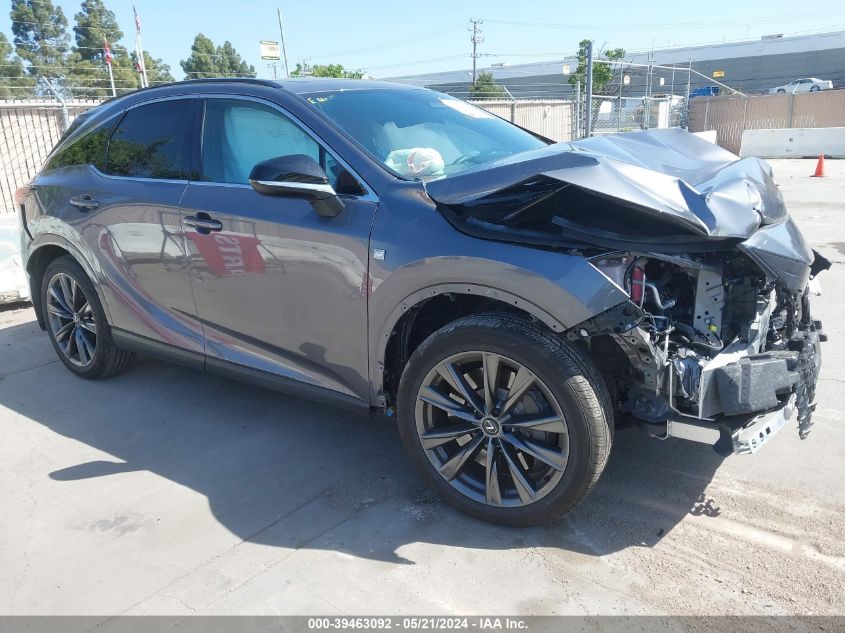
top-left (1, 99), bottom-right (102, 215)
top-left (585, 95), bottom-right (685, 136)
top-left (447, 59), bottom-right (733, 141)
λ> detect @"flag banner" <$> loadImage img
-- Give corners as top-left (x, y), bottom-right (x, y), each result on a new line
top-left (103, 36), bottom-right (113, 64)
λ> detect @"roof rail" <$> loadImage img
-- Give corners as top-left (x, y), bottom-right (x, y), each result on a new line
top-left (97, 77), bottom-right (280, 106)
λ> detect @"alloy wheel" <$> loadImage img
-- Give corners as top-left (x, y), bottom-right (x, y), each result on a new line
top-left (46, 272), bottom-right (97, 367)
top-left (414, 351), bottom-right (570, 507)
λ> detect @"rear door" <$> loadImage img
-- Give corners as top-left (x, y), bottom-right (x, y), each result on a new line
top-left (73, 97), bottom-right (203, 355)
top-left (179, 95), bottom-right (377, 401)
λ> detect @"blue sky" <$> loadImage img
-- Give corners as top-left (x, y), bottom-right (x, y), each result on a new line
top-left (4, 0), bottom-right (845, 79)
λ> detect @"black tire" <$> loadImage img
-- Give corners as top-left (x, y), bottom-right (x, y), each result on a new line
top-left (41, 255), bottom-right (134, 379)
top-left (777, 89), bottom-right (786, 94)
top-left (810, 85), bottom-right (820, 92)
top-left (397, 313), bottom-right (613, 527)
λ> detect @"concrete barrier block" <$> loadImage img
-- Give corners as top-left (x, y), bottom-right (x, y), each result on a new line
top-left (0, 214), bottom-right (30, 305)
top-left (740, 127), bottom-right (845, 158)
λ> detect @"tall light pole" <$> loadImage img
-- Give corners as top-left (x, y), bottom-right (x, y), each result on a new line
top-left (469, 19), bottom-right (483, 83)
top-left (278, 8), bottom-right (290, 78)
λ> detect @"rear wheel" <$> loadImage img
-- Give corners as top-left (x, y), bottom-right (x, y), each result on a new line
top-left (810, 85), bottom-right (820, 92)
top-left (41, 256), bottom-right (134, 379)
top-left (397, 313), bottom-right (613, 526)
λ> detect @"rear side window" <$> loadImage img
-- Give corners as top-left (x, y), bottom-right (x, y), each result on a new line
top-left (44, 121), bottom-right (110, 171)
top-left (105, 99), bottom-right (193, 179)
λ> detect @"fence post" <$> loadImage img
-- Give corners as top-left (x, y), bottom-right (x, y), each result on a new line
top-left (704, 99), bottom-right (710, 130)
top-left (787, 93), bottom-right (794, 128)
top-left (39, 77), bottom-right (70, 133)
top-left (574, 81), bottom-right (580, 139)
top-left (742, 96), bottom-right (748, 137)
top-left (617, 93), bottom-right (622, 133)
top-left (584, 41), bottom-right (594, 137)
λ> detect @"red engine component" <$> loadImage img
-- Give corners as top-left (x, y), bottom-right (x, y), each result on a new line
top-left (629, 263), bottom-right (646, 305)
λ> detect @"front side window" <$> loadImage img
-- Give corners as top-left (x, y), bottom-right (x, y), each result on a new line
top-left (104, 99), bottom-right (193, 179)
top-left (200, 99), bottom-right (327, 185)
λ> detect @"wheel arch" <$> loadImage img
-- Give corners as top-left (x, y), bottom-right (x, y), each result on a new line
top-left (26, 237), bottom-right (111, 331)
top-left (375, 284), bottom-right (574, 410)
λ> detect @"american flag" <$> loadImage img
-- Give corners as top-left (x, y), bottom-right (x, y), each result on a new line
top-left (133, 3), bottom-right (141, 33)
top-left (103, 36), bottom-right (113, 64)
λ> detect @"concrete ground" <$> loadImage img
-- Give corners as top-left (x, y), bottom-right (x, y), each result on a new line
top-left (1, 159), bottom-right (843, 616)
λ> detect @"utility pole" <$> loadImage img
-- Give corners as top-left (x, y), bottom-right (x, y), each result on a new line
top-left (469, 19), bottom-right (483, 83)
top-left (278, 8), bottom-right (290, 78)
top-left (584, 40), bottom-right (594, 137)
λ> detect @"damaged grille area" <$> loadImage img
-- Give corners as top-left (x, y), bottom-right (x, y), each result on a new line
top-left (583, 250), bottom-right (827, 452)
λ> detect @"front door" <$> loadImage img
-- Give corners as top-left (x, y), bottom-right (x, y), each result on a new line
top-left (179, 96), bottom-right (376, 401)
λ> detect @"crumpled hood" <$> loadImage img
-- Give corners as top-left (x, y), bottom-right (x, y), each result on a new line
top-left (425, 128), bottom-right (787, 240)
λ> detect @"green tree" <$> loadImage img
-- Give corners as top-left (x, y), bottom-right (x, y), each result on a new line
top-left (568, 40), bottom-right (626, 95)
top-left (180, 33), bottom-right (254, 79)
top-left (10, 0), bottom-right (71, 84)
top-left (469, 71), bottom-right (507, 99)
top-left (179, 33), bottom-right (217, 78)
top-left (66, 0), bottom-right (140, 98)
top-left (0, 32), bottom-right (35, 97)
top-left (73, 0), bottom-right (122, 62)
top-left (216, 41), bottom-right (255, 77)
top-left (291, 62), bottom-right (363, 79)
top-left (133, 50), bottom-right (175, 85)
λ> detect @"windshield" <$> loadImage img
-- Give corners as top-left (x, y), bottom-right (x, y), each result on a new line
top-left (304, 88), bottom-right (547, 179)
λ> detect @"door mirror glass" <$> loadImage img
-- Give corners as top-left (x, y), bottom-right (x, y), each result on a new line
top-left (248, 154), bottom-right (344, 217)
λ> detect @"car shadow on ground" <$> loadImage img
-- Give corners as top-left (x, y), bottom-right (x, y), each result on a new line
top-left (0, 316), bottom-right (726, 565)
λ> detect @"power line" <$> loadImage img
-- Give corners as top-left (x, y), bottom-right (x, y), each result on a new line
top-left (483, 9), bottom-right (845, 31)
top-left (359, 54), bottom-right (466, 72)
top-left (10, 20), bottom-right (121, 32)
top-left (309, 22), bottom-right (464, 60)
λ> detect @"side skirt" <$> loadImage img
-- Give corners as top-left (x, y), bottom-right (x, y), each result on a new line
top-left (111, 329), bottom-right (371, 415)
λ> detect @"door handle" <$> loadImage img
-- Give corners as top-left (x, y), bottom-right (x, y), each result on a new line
top-left (69, 194), bottom-right (99, 211)
top-left (184, 214), bottom-right (223, 233)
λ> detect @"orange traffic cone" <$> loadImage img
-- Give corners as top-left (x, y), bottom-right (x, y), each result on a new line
top-left (812, 154), bottom-right (825, 177)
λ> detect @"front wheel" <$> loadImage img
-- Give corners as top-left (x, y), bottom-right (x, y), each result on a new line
top-left (397, 313), bottom-right (613, 526)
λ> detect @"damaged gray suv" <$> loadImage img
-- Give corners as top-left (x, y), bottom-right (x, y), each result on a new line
top-left (19, 79), bottom-right (828, 526)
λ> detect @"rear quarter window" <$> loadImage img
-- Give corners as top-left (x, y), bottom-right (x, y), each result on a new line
top-left (44, 121), bottom-right (110, 172)
top-left (104, 99), bottom-right (194, 180)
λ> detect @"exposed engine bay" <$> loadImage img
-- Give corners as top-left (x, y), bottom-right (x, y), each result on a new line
top-left (424, 129), bottom-right (830, 455)
top-left (587, 250), bottom-right (827, 454)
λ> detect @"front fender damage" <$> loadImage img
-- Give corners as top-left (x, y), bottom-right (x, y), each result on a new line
top-left (428, 129), bottom-right (827, 454)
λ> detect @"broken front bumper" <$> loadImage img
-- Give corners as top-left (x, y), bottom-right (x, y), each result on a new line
top-left (669, 394), bottom-right (795, 455)
top-left (667, 321), bottom-right (823, 455)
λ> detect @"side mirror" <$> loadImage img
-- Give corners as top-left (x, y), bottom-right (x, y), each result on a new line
top-left (248, 154), bottom-right (344, 218)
